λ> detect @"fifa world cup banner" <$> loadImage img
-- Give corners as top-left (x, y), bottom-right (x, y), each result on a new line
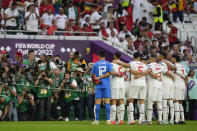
top-left (0, 38), bottom-right (92, 61)
top-left (0, 38), bottom-right (132, 62)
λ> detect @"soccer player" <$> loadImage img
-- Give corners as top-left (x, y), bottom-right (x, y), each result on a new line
top-left (113, 52), bottom-right (149, 124)
top-left (158, 52), bottom-right (175, 124)
top-left (146, 55), bottom-right (164, 125)
top-left (164, 55), bottom-right (187, 124)
top-left (91, 50), bottom-right (119, 125)
top-left (110, 52), bottom-right (125, 125)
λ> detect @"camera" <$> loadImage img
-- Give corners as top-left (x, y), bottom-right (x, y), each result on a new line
top-left (42, 74), bottom-right (46, 79)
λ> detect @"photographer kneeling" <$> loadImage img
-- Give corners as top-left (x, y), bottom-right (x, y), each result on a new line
top-left (59, 71), bottom-right (78, 121)
top-left (35, 70), bottom-right (53, 121)
top-left (0, 95), bottom-right (10, 121)
top-left (18, 88), bottom-right (36, 121)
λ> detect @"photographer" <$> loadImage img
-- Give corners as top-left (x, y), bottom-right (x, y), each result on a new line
top-left (18, 89), bottom-right (36, 121)
top-left (0, 66), bottom-right (18, 121)
top-left (38, 54), bottom-right (57, 72)
top-left (35, 70), bottom-right (53, 120)
top-left (15, 64), bottom-right (27, 94)
top-left (67, 51), bottom-right (82, 72)
top-left (0, 95), bottom-right (10, 121)
top-left (54, 55), bottom-right (66, 73)
top-left (59, 71), bottom-right (79, 121)
top-left (23, 50), bottom-right (37, 69)
top-left (76, 67), bottom-right (94, 121)
top-left (50, 69), bottom-right (64, 119)
top-left (0, 50), bottom-right (11, 67)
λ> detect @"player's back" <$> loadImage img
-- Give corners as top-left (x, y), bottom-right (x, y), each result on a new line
top-left (147, 62), bottom-right (164, 88)
top-left (131, 61), bottom-right (147, 87)
top-left (92, 60), bottom-right (113, 88)
top-left (174, 63), bottom-right (187, 89)
top-left (111, 62), bottom-right (125, 88)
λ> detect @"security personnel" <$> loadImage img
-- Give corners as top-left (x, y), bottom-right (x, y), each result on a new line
top-left (151, 0), bottom-right (163, 29)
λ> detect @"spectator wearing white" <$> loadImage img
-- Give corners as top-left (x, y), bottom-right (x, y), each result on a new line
top-left (120, 34), bottom-right (133, 51)
top-left (119, 25), bottom-right (134, 42)
top-left (90, 6), bottom-right (101, 33)
top-left (80, 14), bottom-right (90, 28)
top-left (180, 40), bottom-right (193, 56)
top-left (108, 30), bottom-right (119, 45)
top-left (4, 3), bottom-right (20, 34)
top-left (25, 5), bottom-right (39, 34)
top-left (142, 0), bottom-right (154, 24)
top-left (25, 0), bottom-right (35, 12)
top-left (131, 0), bottom-right (144, 22)
top-left (103, 0), bottom-right (114, 18)
top-left (106, 22), bottom-right (118, 37)
top-left (40, 8), bottom-right (54, 29)
top-left (55, 8), bottom-right (67, 31)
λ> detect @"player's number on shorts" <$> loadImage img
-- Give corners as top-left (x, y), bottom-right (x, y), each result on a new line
top-left (99, 66), bottom-right (106, 76)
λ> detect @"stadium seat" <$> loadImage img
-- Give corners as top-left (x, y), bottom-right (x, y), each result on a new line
top-left (183, 23), bottom-right (194, 31)
top-left (191, 16), bottom-right (197, 24)
top-left (174, 23), bottom-right (184, 30)
top-left (188, 31), bottom-right (197, 39)
top-left (180, 30), bottom-right (188, 42)
top-left (184, 16), bottom-right (191, 23)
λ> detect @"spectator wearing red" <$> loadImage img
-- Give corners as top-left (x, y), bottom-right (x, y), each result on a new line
top-left (142, 24), bottom-right (153, 39)
top-left (114, 4), bottom-right (128, 31)
top-left (125, 4), bottom-right (133, 31)
top-left (161, 0), bottom-right (169, 21)
top-left (134, 35), bottom-right (143, 50)
top-left (98, 20), bottom-right (109, 38)
top-left (80, 23), bottom-right (94, 36)
top-left (167, 21), bottom-right (179, 48)
top-left (1, 0), bottom-right (12, 9)
top-left (39, 0), bottom-right (55, 16)
top-left (64, 19), bottom-right (75, 36)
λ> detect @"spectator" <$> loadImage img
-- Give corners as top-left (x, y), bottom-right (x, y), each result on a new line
top-left (108, 30), bottom-right (119, 44)
top-left (149, 46), bottom-right (158, 57)
top-left (187, 69), bottom-right (197, 120)
top-left (138, 17), bottom-right (149, 34)
top-left (65, 1), bottom-right (79, 23)
top-left (191, 0), bottom-right (197, 13)
top-left (106, 6), bottom-right (115, 24)
top-left (161, 0), bottom-right (170, 21)
top-left (142, 24), bottom-right (153, 39)
top-left (133, 35), bottom-right (143, 50)
top-left (185, 54), bottom-right (195, 65)
top-left (25, 5), bottom-right (39, 35)
top-left (178, 53), bottom-right (190, 74)
top-left (131, 0), bottom-right (144, 23)
top-left (118, 25), bottom-right (133, 42)
top-left (114, 4), bottom-right (128, 31)
top-left (54, 8), bottom-right (67, 31)
top-left (182, 49), bottom-right (189, 61)
top-left (98, 20), bottom-right (109, 38)
top-left (172, 0), bottom-right (186, 23)
top-left (39, 0), bottom-right (55, 16)
top-left (181, 40), bottom-right (193, 55)
top-left (167, 21), bottom-right (179, 48)
top-left (106, 22), bottom-right (118, 37)
top-left (120, 34), bottom-right (132, 51)
top-left (90, 5), bottom-right (101, 33)
top-left (40, 9), bottom-right (55, 31)
top-left (4, 3), bottom-right (20, 34)
top-left (172, 43), bottom-right (181, 55)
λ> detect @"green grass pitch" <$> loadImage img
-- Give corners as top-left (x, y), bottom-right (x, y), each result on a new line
top-left (0, 121), bottom-right (197, 131)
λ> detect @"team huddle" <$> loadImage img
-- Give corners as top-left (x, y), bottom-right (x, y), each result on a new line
top-left (91, 51), bottom-right (187, 125)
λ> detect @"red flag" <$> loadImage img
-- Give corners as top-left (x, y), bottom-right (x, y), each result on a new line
top-left (92, 53), bottom-right (100, 63)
